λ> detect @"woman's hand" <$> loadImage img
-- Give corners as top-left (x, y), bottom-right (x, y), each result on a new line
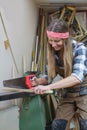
top-left (31, 85), bottom-right (50, 94)
top-left (31, 77), bottom-right (48, 87)
top-left (31, 77), bottom-right (39, 87)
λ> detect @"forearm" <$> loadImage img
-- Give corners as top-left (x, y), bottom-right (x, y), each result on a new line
top-left (49, 75), bottom-right (81, 90)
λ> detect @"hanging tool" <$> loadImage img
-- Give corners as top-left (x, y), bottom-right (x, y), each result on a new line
top-left (0, 11), bottom-right (19, 73)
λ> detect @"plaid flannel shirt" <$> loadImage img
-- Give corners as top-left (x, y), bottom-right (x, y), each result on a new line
top-left (71, 42), bottom-right (87, 82)
top-left (43, 41), bottom-right (87, 83)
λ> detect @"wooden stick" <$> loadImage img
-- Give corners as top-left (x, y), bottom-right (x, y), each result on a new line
top-left (22, 55), bottom-right (26, 74)
top-left (2, 87), bottom-right (53, 94)
top-left (2, 87), bottom-right (33, 92)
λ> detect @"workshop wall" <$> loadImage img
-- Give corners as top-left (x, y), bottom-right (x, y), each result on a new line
top-left (0, 0), bottom-right (38, 108)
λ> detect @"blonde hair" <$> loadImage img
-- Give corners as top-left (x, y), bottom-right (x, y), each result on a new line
top-left (47, 38), bottom-right (73, 80)
top-left (63, 38), bottom-right (73, 77)
top-left (47, 43), bottom-right (56, 81)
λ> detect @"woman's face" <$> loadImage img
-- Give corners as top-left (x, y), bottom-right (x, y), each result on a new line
top-left (48, 37), bottom-right (64, 51)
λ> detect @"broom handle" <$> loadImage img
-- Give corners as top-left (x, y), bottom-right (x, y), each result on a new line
top-left (2, 87), bottom-right (53, 94)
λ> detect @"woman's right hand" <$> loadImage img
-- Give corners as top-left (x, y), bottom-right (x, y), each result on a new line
top-left (31, 85), bottom-right (51, 94)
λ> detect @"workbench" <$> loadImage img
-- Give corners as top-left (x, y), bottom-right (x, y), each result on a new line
top-left (0, 91), bottom-right (52, 130)
top-left (0, 91), bottom-right (34, 101)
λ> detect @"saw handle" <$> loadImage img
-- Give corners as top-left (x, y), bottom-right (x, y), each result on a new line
top-left (25, 74), bottom-right (35, 89)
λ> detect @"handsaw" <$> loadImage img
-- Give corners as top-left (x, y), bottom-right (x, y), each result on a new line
top-left (3, 72), bottom-right (53, 94)
top-left (3, 71), bottom-right (37, 89)
top-left (3, 76), bottom-right (27, 89)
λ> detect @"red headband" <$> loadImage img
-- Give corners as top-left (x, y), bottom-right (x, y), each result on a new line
top-left (47, 30), bottom-right (69, 39)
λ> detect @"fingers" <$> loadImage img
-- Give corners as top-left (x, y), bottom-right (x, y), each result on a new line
top-left (31, 77), bottom-right (39, 86)
top-left (31, 85), bottom-right (44, 94)
top-left (30, 85), bottom-right (51, 95)
top-left (31, 77), bottom-right (37, 80)
top-left (34, 87), bottom-right (43, 94)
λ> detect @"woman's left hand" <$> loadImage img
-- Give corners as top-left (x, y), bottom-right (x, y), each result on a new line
top-left (31, 85), bottom-right (50, 94)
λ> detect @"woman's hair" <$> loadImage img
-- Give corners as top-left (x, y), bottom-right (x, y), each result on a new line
top-left (47, 18), bottom-right (73, 80)
top-left (47, 18), bottom-right (69, 33)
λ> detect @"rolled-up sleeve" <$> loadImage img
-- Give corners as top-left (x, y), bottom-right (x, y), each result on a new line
top-left (71, 44), bottom-right (87, 82)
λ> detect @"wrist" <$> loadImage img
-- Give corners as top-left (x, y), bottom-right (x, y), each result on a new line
top-left (47, 85), bottom-right (51, 90)
top-left (49, 84), bottom-right (53, 90)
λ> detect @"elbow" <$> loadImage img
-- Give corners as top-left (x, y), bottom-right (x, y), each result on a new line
top-left (76, 78), bottom-right (81, 84)
top-left (71, 74), bottom-right (82, 84)
top-left (71, 72), bottom-right (86, 84)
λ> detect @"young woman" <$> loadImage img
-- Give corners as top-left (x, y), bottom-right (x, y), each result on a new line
top-left (31, 19), bottom-right (87, 130)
